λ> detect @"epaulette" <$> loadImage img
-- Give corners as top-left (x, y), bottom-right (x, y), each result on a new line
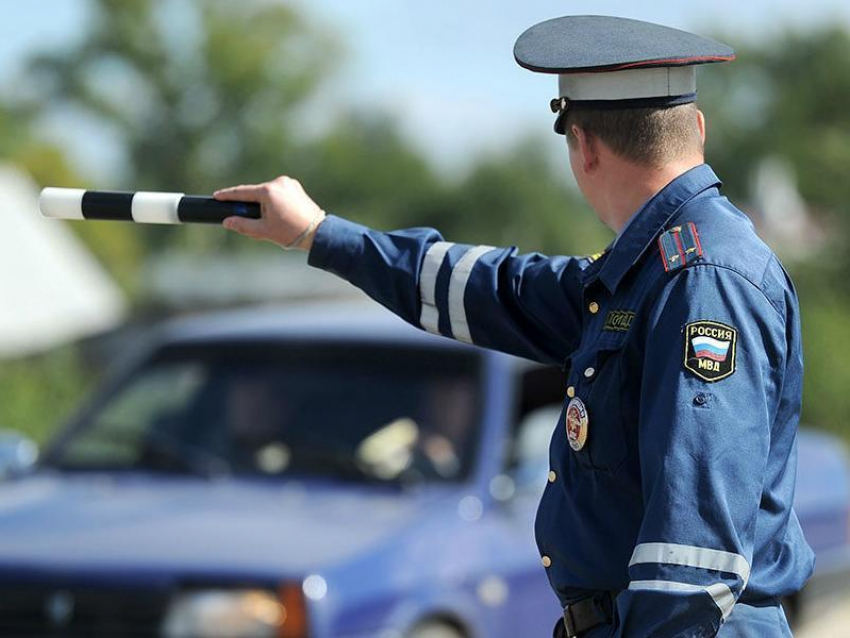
top-left (658, 222), bottom-right (703, 273)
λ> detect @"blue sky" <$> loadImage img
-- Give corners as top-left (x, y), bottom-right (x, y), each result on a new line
top-left (2, 0), bottom-right (849, 176)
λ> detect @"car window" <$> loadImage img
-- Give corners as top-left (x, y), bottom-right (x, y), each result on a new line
top-left (508, 366), bottom-right (566, 490)
top-left (63, 363), bottom-right (208, 466)
top-left (49, 341), bottom-right (483, 484)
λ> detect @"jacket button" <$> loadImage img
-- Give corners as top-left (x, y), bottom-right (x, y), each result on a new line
top-left (588, 301), bottom-right (599, 314)
top-left (566, 386), bottom-right (575, 398)
top-left (541, 555), bottom-right (552, 568)
top-left (584, 367), bottom-right (595, 378)
top-left (548, 470), bottom-right (557, 483)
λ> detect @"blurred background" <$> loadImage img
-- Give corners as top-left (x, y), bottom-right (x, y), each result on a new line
top-left (1, 1), bottom-right (849, 636)
top-left (3, 0), bottom-right (850, 446)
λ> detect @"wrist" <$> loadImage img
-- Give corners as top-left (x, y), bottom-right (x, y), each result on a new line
top-left (282, 211), bottom-right (326, 252)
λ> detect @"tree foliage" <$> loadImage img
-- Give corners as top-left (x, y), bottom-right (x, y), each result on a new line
top-left (703, 27), bottom-right (850, 233)
top-left (23, 0), bottom-right (608, 259)
top-left (30, 0), bottom-right (336, 190)
top-left (700, 27), bottom-right (850, 437)
top-left (27, 0), bottom-right (338, 254)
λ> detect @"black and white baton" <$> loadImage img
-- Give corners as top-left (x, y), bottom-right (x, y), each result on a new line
top-left (39, 188), bottom-right (261, 225)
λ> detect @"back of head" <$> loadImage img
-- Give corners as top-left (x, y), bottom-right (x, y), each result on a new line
top-left (513, 16), bottom-right (735, 169)
top-left (563, 103), bottom-right (704, 169)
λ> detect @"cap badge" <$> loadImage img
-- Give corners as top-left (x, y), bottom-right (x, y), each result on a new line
top-left (550, 97), bottom-right (570, 114)
top-left (565, 397), bottom-right (589, 451)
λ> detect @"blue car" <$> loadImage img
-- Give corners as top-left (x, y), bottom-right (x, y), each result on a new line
top-left (0, 302), bottom-right (847, 637)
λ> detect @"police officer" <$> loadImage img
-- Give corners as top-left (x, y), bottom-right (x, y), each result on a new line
top-left (216, 16), bottom-right (814, 637)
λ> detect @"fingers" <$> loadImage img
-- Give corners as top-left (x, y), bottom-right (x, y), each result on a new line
top-left (214, 184), bottom-right (267, 202)
top-left (217, 175), bottom-right (318, 248)
top-left (222, 215), bottom-right (264, 238)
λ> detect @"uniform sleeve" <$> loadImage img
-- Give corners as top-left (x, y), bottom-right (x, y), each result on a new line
top-left (307, 214), bottom-right (587, 365)
top-left (612, 265), bottom-right (784, 637)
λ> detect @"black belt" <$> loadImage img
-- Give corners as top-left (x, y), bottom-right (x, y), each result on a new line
top-left (554, 591), bottom-right (619, 638)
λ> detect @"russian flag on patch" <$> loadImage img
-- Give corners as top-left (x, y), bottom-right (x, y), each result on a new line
top-left (692, 335), bottom-right (731, 362)
top-left (684, 320), bottom-right (737, 382)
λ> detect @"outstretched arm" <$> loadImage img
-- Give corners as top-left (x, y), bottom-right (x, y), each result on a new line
top-left (216, 175), bottom-right (589, 365)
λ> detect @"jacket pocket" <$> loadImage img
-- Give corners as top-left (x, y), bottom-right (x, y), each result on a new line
top-left (572, 343), bottom-right (628, 473)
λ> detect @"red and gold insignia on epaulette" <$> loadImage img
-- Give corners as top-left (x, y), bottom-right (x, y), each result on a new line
top-left (658, 222), bottom-right (703, 273)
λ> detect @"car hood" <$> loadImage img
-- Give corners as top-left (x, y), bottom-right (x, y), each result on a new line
top-left (0, 472), bottom-right (448, 581)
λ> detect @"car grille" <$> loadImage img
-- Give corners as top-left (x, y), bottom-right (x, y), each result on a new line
top-left (0, 584), bottom-right (169, 637)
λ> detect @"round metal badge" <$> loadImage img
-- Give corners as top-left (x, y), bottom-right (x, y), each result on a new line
top-left (565, 397), bottom-right (589, 451)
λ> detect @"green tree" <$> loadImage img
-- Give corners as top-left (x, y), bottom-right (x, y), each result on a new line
top-left (701, 27), bottom-right (850, 440)
top-left (305, 122), bottom-right (610, 256)
top-left (702, 27), bottom-right (850, 240)
top-left (0, 349), bottom-right (91, 445)
top-left (294, 114), bottom-right (444, 231)
top-left (27, 0), bottom-right (339, 254)
top-left (24, 0), bottom-right (603, 258)
top-left (0, 101), bottom-right (78, 187)
top-left (437, 139), bottom-right (610, 256)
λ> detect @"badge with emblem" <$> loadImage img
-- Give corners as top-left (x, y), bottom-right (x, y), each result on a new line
top-left (683, 320), bottom-right (737, 382)
top-left (565, 397), bottom-right (589, 451)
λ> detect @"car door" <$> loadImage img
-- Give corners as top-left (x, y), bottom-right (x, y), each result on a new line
top-left (490, 365), bottom-right (567, 637)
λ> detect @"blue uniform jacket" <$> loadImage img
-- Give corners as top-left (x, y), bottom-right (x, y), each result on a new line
top-left (307, 164), bottom-right (815, 636)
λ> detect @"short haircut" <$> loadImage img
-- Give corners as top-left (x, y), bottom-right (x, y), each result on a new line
top-left (564, 103), bottom-right (703, 167)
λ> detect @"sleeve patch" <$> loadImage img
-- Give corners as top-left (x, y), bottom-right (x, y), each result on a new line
top-left (683, 320), bottom-right (737, 382)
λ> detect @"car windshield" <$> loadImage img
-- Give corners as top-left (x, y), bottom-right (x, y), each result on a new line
top-left (47, 341), bottom-right (483, 484)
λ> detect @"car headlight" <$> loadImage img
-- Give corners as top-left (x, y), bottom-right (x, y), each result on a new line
top-left (161, 586), bottom-right (308, 638)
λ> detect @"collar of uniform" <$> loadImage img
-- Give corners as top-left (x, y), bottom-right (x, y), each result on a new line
top-left (583, 164), bottom-right (722, 293)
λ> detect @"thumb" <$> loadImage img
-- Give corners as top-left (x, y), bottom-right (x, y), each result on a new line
top-left (223, 215), bottom-right (264, 239)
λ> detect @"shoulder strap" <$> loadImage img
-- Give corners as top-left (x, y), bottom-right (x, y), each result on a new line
top-left (658, 222), bottom-right (703, 273)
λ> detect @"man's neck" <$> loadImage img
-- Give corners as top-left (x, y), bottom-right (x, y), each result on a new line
top-left (599, 156), bottom-right (705, 233)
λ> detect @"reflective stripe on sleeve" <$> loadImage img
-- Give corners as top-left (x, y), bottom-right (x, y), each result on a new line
top-left (629, 543), bottom-right (751, 587)
top-left (628, 580), bottom-right (736, 619)
top-left (448, 245), bottom-right (495, 343)
top-left (418, 242), bottom-right (454, 334)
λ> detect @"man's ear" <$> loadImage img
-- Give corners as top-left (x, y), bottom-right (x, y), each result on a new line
top-left (696, 108), bottom-right (706, 145)
top-left (571, 124), bottom-right (598, 173)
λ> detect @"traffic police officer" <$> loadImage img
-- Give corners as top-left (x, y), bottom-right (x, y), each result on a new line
top-left (216, 16), bottom-right (815, 637)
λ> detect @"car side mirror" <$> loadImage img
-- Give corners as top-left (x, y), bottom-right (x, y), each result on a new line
top-left (0, 430), bottom-right (39, 478)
